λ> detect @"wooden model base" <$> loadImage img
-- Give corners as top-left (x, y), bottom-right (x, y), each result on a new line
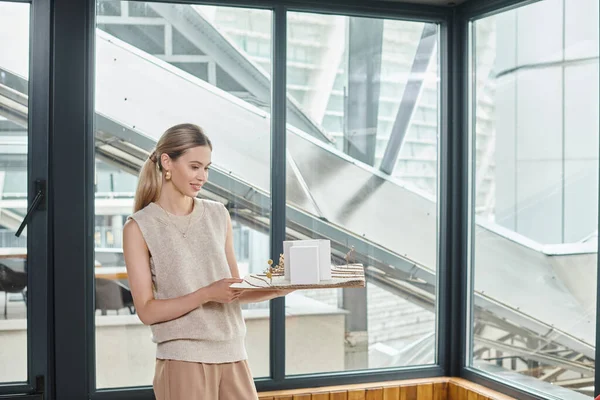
top-left (230, 264), bottom-right (365, 290)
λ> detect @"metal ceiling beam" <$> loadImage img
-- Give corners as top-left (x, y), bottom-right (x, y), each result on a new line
top-left (147, 3), bottom-right (332, 143)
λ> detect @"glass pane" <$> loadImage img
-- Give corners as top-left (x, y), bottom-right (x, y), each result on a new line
top-left (470, 1), bottom-right (598, 398)
top-left (94, 2), bottom-right (271, 388)
top-left (0, 1), bottom-right (30, 384)
top-left (285, 12), bottom-right (439, 374)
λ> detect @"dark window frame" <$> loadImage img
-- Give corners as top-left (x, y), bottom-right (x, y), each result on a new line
top-left (0, 0), bottom-right (51, 397)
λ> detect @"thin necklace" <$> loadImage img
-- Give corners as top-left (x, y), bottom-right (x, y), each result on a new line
top-left (157, 200), bottom-right (197, 238)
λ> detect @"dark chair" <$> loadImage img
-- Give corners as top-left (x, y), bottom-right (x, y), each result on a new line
top-left (120, 285), bottom-right (136, 315)
top-left (0, 263), bottom-right (27, 318)
top-left (95, 278), bottom-right (124, 315)
top-left (95, 278), bottom-right (137, 316)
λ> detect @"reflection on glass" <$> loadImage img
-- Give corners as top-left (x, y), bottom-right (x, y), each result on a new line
top-left (470, 1), bottom-right (598, 398)
top-left (285, 12), bottom-right (439, 374)
top-left (94, 2), bottom-right (271, 388)
top-left (0, 1), bottom-right (30, 384)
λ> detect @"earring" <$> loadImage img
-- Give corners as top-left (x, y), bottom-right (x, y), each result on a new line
top-left (165, 171), bottom-right (171, 181)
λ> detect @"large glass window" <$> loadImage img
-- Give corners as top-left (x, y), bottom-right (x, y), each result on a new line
top-left (94, 2), bottom-right (272, 388)
top-left (469, 1), bottom-right (598, 398)
top-left (0, 1), bottom-right (30, 384)
top-left (285, 12), bottom-right (440, 375)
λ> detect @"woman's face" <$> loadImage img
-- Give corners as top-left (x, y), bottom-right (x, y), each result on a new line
top-left (164, 145), bottom-right (212, 197)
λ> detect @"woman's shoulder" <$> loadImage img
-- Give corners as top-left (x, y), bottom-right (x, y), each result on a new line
top-left (198, 199), bottom-right (228, 221)
top-left (127, 202), bottom-right (161, 224)
top-left (198, 198), bottom-right (226, 212)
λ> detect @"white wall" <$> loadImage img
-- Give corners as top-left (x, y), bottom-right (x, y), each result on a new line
top-left (0, 320), bottom-right (27, 383)
top-left (0, 3), bottom-right (30, 78)
top-left (493, 0), bottom-right (599, 244)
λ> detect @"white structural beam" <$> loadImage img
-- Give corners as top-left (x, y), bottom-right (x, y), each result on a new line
top-left (302, 16), bottom-right (346, 124)
top-left (379, 24), bottom-right (437, 175)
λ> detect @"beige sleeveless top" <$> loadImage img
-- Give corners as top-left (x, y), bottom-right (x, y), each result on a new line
top-left (129, 198), bottom-right (247, 363)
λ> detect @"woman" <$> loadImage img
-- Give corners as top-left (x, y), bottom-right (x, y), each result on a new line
top-left (123, 123), bottom-right (290, 399)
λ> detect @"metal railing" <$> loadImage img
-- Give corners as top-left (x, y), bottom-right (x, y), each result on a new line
top-left (0, 230), bottom-right (26, 248)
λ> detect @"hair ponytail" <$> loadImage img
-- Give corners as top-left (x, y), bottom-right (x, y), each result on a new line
top-left (134, 157), bottom-right (161, 212)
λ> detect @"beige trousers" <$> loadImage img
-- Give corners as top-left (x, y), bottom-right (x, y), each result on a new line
top-left (153, 359), bottom-right (259, 400)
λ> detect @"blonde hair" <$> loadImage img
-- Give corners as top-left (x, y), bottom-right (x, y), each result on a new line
top-left (134, 123), bottom-right (212, 212)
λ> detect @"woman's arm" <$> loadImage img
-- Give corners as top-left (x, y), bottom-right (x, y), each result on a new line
top-left (223, 209), bottom-right (295, 304)
top-left (123, 219), bottom-right (242, 325)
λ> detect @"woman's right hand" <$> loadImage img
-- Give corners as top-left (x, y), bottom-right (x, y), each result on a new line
top-left (204, 278), bottom-right (244, 304)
